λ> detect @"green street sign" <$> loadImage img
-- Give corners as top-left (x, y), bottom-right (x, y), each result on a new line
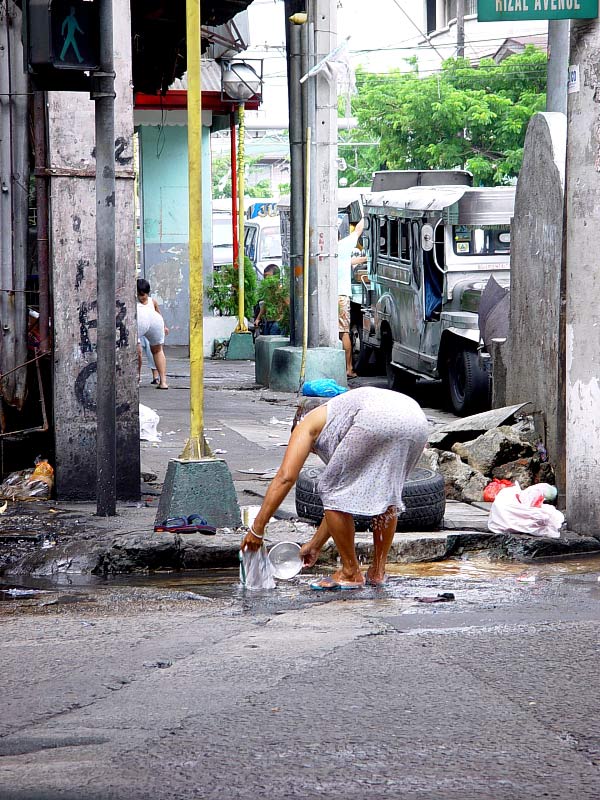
top-left (478, 0), bottom-right (598, 21)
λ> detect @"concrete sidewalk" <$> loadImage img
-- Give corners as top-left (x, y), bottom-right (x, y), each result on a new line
top-left (2, 352), bottom-right (599, 577)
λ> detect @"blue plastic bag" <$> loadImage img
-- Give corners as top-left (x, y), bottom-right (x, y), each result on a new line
top-left (302, 379), bottom-right (348, 398)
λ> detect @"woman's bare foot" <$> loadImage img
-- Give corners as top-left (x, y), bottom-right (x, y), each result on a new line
top-left (333, 568), bottom-right (365, 586)
top-left (365, 569), bottom-right (387, 587)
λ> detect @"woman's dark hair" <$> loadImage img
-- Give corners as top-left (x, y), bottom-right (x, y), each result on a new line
top-left (137, 278), bottom-right (151, 295)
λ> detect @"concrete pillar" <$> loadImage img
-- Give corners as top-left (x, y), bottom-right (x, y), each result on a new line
top-left (564, 19), bottom-right (600, 534)
top-left (313, 0), bottom-right (338, 348)
top-left (49, 0), bottom-right (139, 499)
top-left (505, 113), bottom-right (566, 495)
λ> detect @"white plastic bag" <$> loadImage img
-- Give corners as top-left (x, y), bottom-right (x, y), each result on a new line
top-left (488, 482), bottom-right (564, 538)
top-left (239, 546), bottom-right (276, 590)
top-left (139, 404), bottom-right (161, 442)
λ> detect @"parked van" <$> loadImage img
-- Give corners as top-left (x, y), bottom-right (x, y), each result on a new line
top-left (353, 170), bottom-right (514, 415)
top-left (244, 213), bottom-right (282, 279)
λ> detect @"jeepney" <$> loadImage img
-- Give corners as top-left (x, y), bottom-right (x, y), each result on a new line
top-left (352, 170), bottom-right (514, 415)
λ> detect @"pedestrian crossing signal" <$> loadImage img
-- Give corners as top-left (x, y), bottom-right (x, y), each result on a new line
top-left (24, 0), bottom-right (99, 87)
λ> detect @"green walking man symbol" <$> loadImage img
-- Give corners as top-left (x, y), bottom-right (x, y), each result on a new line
top-left (60, 6), bottom-right (84, 64)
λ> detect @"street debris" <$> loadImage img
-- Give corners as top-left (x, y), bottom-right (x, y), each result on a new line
top-left (415, 592), bottom-right (455, 603)
top-left (139, 403), bottom-right (161, 442)
top-left (0, 500), bottom-right (7, 514)
top-left (420, 408), bottom-right (556, 506)
top-left (0, 458), bottom-right (54, 501)
top-left (143, 660), bottom-right (173, 669)
top-left (488, 483), bottom-right (563, 538)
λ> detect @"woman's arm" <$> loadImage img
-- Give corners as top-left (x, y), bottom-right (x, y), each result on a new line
top-left (241, 406), bottom-right (327, 550)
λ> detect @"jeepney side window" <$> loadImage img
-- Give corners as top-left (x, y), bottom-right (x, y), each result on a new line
top-left (389, 220), bottom-right (399, 258)
top-left (379, 218), bottom-right (388, 255)
top-left (400, 221), bottom-right (410, 262)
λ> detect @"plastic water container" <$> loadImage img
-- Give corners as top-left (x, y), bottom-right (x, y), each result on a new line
top-left (267, 541), bottom-right (303, 580)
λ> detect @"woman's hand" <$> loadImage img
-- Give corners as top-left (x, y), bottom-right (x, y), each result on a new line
top-left (299, 542), bottom-right (320, 568)
top-left (240, 529), bottom-right (264, 552)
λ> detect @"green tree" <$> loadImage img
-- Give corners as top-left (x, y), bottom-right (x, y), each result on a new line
top-left (348, 47), bottom-right (546, 186)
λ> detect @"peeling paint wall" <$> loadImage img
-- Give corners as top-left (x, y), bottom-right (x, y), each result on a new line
top-left (137, 124), bottom-right (214, 347)
top-left (49, 0), bottom-right (139, 500)
top-left (565, 20), bottom-right (600, 534)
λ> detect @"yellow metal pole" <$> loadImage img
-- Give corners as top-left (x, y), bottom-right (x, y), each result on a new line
top-left (235, 102), bottom-right (248, 332)
top-left (181, 0), bottom-right (205, 459)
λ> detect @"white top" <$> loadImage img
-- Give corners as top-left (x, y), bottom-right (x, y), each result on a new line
top-left (337, 234), bottom-right (357, 296)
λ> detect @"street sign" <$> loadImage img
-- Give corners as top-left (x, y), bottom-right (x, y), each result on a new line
top-left (24, 0), bottom-right (99, 90)
top-left (478, 0), bottom-right (598, 21)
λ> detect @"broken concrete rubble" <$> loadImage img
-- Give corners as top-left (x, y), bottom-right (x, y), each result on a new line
top-left (451, 426), bottom-right (536, 476)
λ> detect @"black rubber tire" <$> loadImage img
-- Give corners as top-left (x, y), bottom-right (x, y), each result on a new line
top-left (350, 321), bottom-right (373, 375)
top-left (446, 346), bottom-right (490, 416)
top-left (295, 466), bottom-right (445, 532)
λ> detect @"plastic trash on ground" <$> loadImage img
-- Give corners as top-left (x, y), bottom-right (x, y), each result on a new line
top-left (483, 478), bottom-right (514, 502)
top-left (302, 379), bottom-right (348, 398)
top-left (239, 545), bottom-right (276, 590)
top-left (488, 482), bottom-right (563, 538)
top-left (0, 458), bottom-right (54, 500)
top-left (139, 403), bottom-right (161, 442)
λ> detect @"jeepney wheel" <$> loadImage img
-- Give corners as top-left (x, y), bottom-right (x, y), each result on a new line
top-left (384, 338), bottom-right (416, 393)
top-left (447, 346), bottom-right (490, 416)
top-left (350, 322), bottom-right (373, 375)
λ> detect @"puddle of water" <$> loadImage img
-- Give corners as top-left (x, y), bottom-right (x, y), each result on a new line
top-left (385, 553), bottom-right (600, 581)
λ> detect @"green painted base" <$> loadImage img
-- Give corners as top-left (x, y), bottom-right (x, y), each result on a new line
top-left (254, 335), bottom-right (290, 386)
top-left (269, 346), bottom-right (347, 393)
top-left (226, 332), bottom-right (255, 360)
top-left (155, 458), bottom-right (242, 529)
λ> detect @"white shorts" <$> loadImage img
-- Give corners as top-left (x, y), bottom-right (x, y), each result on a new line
top-left (137, 301), bottom-right (165, 347)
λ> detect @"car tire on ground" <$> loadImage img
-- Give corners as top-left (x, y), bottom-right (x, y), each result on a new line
top-left (295, 466), bottom-right (445, 532)
top-left (446, 346), bottom-right (490, 416)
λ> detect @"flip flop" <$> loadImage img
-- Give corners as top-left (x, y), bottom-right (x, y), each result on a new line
top-left (154, 515), bottom-right (217, 535)
top-left (309, 577), bottom-right (364, 591)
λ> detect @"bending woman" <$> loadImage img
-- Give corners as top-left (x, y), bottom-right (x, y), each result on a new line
top-left (240, 386), bottom-right (429, 588)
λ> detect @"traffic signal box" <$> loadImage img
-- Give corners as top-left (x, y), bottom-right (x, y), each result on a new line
top-left (24, 0), bottom-right (100, 91)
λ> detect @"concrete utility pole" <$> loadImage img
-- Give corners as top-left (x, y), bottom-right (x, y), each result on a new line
top-left (94, 0), bottom-right (117, 515)
top-left (312, 0), bottom-right (338, 349)
top-left (456, 0), bottom-right (465, 58)
top-left (564, 18), bottom-right (600, 535)
top-left (546, 20), bottom-right (570, 114)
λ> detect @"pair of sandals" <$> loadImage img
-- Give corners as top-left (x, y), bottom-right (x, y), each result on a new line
top-left (154, 514), bottom-right (216, 534)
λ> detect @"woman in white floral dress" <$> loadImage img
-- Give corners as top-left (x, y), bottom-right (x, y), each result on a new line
top-left (241, 387), bottom-right (429, 588)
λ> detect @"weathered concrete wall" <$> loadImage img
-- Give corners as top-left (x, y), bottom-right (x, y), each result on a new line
top-left (138, 123), bottom-right (213, 347)
top-left (49, 0), bottom-right (139, 499)
top-left (505, 112), bottom-right (566, 488)
top-left (564, 20), bottom-right (600, 534)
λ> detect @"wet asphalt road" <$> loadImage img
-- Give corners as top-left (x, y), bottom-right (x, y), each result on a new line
top-left (1, 558), bottom-right (600, 800)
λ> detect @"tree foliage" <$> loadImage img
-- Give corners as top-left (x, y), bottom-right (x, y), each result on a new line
top-left (345, 47), bottom-right (546, 186)
top-left (206, 257), bottom-right (257, 320)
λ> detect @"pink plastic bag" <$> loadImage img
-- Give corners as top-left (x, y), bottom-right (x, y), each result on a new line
top-left (488, 482), bottom-right (564, 538)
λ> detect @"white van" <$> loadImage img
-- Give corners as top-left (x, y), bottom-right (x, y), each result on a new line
top-left (244, 215), bottom-right (283, 278)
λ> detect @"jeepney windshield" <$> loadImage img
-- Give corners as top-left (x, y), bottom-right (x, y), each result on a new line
top-left (453, 225), bottom-right (510, 256)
